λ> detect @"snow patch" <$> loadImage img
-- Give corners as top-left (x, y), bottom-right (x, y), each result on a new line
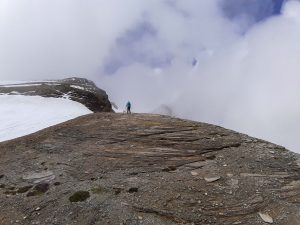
top-left (0, 95), bottom-right (92, 142)
top-left (70, 85), bottom-right (85, 91)
top-left (0, 84), bottom-right (42, 88)
top-left (0, 80), bottom-right (57, 85)
top-left (10, 91), bottom-right (20, 94)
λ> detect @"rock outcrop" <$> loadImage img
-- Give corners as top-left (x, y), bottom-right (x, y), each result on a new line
top-left (0, 77), bottom-right (112, 112)
top-left (0, 113), bottom-right (299, 225)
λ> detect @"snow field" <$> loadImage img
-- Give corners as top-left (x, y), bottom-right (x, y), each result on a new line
top-left (0, 95), bottom-right (92, 142)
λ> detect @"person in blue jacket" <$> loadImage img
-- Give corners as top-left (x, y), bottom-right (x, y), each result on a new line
top-left (126, 101), bottom-right (131, 114)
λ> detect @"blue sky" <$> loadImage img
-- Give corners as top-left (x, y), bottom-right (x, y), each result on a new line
top-left (221, 0), bottom-right (284, 23)
top-left (221, 0), bottom-right (284, 25)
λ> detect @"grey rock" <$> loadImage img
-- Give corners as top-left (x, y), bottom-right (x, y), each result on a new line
top-left (204, 176), bottom-right (221, 183)
top-left (0, 113), bottom-right (299, 225)
top-left (258, 212), bottom-right (274, 223)
top-left (0, 77), bottom-right (112, 112)
top-left (22, 171), bottom-right (55, 184)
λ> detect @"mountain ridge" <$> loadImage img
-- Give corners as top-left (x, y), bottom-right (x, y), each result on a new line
top-left (0, 113), bottom-right (299, 225)
top-left (0, 77), bottom-right (112, 112)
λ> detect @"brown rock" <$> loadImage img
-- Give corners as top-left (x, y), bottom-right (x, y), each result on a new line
top-left (0, 113), bottom-right (299, 225)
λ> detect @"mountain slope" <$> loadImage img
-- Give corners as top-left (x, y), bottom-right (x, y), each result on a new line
top-left (0, 113), bottom-right (299, 225)
top-left (0, 77), bottom-right (112, 142)
top-left (0, 77), bottom-right (112, 112)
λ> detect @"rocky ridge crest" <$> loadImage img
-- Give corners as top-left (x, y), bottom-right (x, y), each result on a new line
top-left (0, 77), bottom-right (112, 112)
top-left (0, 113), bottom-right (299, 225)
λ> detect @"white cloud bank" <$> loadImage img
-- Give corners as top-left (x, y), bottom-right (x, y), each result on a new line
top-left (101, 0), bottom-right (300, 152)
top-left (1, 0), bottom-right (300, 152)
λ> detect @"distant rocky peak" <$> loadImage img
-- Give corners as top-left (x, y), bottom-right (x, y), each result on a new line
top-left (0, 77), bottom-right (112, 112)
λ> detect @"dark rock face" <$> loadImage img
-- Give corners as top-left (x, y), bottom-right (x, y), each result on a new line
top-left (0, 113), bottom-right (299, 225)
top-left (0, 77), bottom-right (112, 112)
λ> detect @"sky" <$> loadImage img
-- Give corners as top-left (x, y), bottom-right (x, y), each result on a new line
top-left (1, 0), bottom-right (300, 152)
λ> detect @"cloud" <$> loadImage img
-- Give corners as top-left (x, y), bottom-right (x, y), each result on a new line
top-left (0, 0), bottom-right (147, 79)
top-left (1, 0), bottom-right (300, 152)
top-left (100, 0), bottom-right (300, 152)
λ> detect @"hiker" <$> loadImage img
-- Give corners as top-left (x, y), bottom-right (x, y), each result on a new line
top-left (126, 101), bottom-right (131, 114)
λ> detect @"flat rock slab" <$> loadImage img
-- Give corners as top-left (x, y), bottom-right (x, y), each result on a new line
top-left (0, 113), bottom-right (299, 225)
top-left (204, 176), bottom-right (221, 183)
top-left (22, 171), bottom-right (55, 184)
top-left (258, 212), bottom-right (274, 223)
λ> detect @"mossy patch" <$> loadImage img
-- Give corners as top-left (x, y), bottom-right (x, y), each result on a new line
top-left (69, 191), bottom-right (90, 202)
top-left (5, 185), bottom-right (32, 195)
top-left (27, 190), bottom-right (43, 197)
top-left (4, 190), bottom-right (17, 195)
top-left (17, 185), bottom-right (33, 193)
top-left (162, 165), bottom-right (177, 172)
top-left (91, 186), bottom-right (107, 194)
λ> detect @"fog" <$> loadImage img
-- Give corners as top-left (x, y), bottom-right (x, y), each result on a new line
top-left (1, 0), bottom-right (300, 152)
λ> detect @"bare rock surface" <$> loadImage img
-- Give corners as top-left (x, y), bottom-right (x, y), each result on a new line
top-left (0, 77), bottom-right (112, 112)
top-left (0, 113), bottom-right (299, 225)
